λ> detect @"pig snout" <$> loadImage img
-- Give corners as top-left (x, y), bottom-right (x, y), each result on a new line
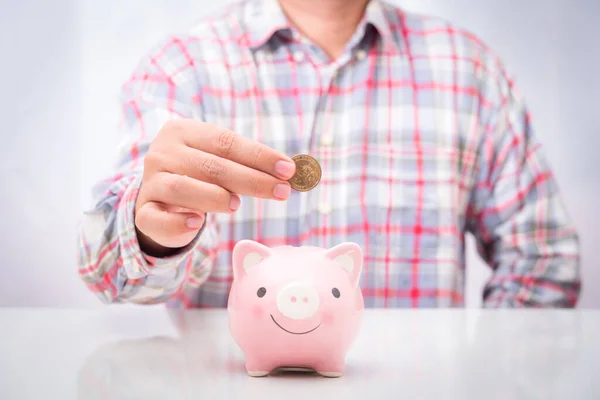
top-left (276, 282), bottom-right (320, 320)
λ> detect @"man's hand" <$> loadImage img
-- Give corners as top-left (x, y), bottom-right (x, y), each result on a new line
top-left (134, 119), bottom-right (296, 256)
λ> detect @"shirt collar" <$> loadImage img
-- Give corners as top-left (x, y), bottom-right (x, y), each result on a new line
top-left (363, 0), bottom-right (400, 54)
top-left (244, 0), bottom-right (400, 54)
top-left (244, 0), bottom-right (292, 49)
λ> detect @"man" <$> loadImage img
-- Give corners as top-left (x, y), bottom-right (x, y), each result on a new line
top-left (78, 0), bottom-right (580, 308)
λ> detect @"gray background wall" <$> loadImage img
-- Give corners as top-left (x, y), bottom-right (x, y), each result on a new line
top-left (1, 0), bottom-right (598, 308)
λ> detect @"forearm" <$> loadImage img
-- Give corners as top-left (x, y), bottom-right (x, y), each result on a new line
top-left (479, 213), bottom-right (580, 308)
top-left (470, 143), bottom-right (581, 308)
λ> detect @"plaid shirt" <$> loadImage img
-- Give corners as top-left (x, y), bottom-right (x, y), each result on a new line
top-left (78, 0), bottom-right (581, 308)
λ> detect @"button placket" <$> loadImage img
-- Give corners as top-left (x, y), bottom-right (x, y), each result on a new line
top-left (289, 41), bottom-right (318, 243)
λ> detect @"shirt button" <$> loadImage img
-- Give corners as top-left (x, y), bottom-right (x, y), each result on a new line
top-left (293, 51), bottom-right (305, 62)
top-left (318, 202), bottom-right (332, 215)
top-left (356, 49), bottom-right (367, 60)
top-left (320, 134), bottom-right (333, 146)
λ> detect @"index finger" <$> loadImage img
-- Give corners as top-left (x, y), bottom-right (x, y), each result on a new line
top-left (176, 120), bottom-right (296, 181)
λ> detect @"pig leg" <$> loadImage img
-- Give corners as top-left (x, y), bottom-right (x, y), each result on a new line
top-left (314, 357), bottom-right (345, 378)
top-left (245, 357), bottom-right (275, 377)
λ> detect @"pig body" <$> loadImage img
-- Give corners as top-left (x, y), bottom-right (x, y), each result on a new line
top-left (227, 240), bottom-right (364, 377)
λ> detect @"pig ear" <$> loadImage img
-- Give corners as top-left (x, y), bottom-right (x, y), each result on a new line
top-left (324, 242), bottom-right (363, 287)
top-left (231, 240), bottom-right (272, 280)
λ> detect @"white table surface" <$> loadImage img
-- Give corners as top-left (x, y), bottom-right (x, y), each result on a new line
top-left (0, 307), bottom-right (598, 399)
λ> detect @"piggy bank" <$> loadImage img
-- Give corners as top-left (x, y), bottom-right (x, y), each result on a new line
top-left (227, 240), bottom-right (364, 378)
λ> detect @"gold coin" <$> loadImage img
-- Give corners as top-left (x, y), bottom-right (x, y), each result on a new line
top-left (288, 154), bottom-right (322, 192)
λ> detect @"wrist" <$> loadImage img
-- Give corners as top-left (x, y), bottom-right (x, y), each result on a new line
top-left (136, 228), bottom-right (188, 258)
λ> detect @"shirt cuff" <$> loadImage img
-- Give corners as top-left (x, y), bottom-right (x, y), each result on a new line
top-left (115, 174), bottom-right (205, 278)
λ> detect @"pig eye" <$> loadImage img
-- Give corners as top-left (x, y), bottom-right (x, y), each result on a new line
top-left (332, 288), bottom-right (341, 298)
top-left (257, 287), bottom-right (267, 298)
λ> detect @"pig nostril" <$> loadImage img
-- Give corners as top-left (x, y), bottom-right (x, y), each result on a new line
top-left (277, 283), bottom-right (320, 320)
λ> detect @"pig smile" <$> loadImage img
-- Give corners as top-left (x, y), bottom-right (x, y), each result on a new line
top-left (270, 314), bottom-right (320, 335)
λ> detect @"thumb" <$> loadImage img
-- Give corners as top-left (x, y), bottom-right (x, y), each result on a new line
top-left (135, 201), bottom-right (205, 249)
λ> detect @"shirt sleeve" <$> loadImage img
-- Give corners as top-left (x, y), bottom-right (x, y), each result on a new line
top-left (466, 52), bottom-right (581, 308)
top-left (77, 36), bottom-right (220, 305)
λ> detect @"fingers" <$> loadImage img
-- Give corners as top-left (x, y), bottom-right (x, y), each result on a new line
top-left (135, 201), bottom-right (205, 249)
top-left (172, 120), bottom-right (296, 180)
top-left (171, 147), bottom-right (292, 200)
top-left (147, 173), bottom-right (241, 214)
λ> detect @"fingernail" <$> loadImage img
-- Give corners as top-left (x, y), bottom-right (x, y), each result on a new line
top-left (229, 195), bottom-right (241, 211)
top-left (273, 183), bottom-right (291, 200)
top-left (186, 217), bottom-right (204, 229)
top-left (275, 160), bottom-right (295, 179)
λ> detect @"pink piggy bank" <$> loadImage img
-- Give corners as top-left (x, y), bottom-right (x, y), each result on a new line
top-left (227, 240), bottom-right (364, 377)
